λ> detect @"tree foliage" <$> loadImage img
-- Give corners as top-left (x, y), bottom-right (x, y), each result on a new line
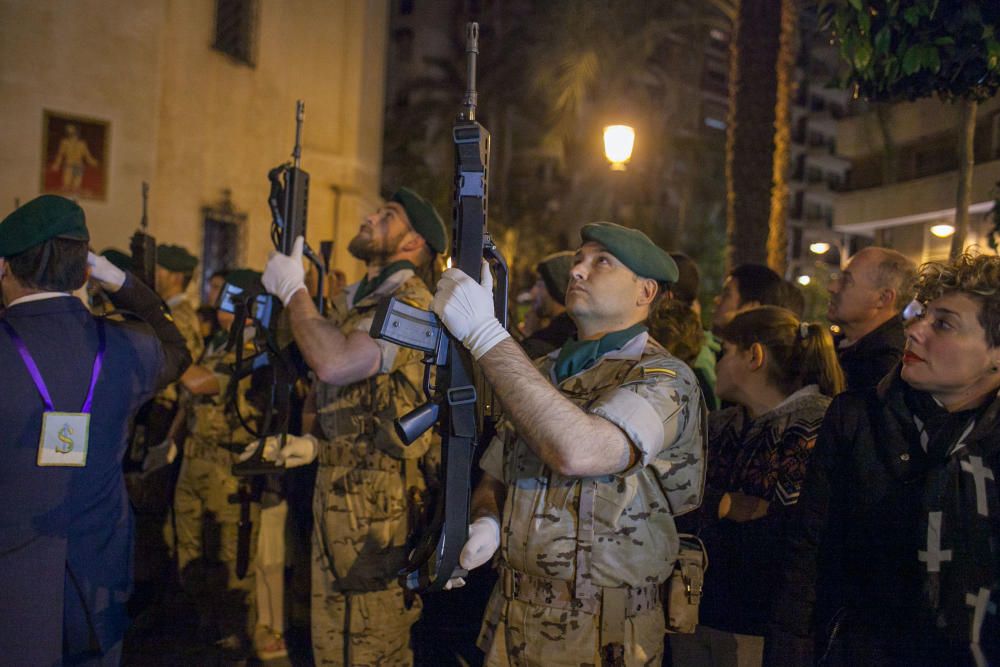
top-left (827, 0), bottom-right (1000, 102)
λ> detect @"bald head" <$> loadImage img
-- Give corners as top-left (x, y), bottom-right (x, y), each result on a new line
top-left (828, 246), bottom-right (916, 340)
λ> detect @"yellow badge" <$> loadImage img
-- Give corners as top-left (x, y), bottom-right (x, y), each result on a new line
top-left (37, 412), bottom-right (90, 467)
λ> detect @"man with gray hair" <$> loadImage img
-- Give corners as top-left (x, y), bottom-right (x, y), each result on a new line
top-left (827, 246), bottom-right (917, 390)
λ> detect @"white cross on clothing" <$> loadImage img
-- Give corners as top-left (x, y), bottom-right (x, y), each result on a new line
top-left (965, 587), bottom-right (997, 667)
top-left (961, 456), bottom-right (995, 517)
top-left (918, 511), bottom-right (952, 572)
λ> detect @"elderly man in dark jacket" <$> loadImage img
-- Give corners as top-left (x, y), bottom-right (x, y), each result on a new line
top-left (827, 246), bottom-right (915, 390)
top-left (0, 195), bottom-right (191, 665)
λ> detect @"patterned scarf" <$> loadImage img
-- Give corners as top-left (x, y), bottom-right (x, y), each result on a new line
top-left (553, 323), bottom-right (646, 383)
top-left (881, 373), bottom-right (1000, 664)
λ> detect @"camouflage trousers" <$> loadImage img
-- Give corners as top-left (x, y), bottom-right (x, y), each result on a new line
top-left (310, 462), bottom-right (422, 665)
top-left (173, 455), bottom-right (260, 638)
top-left (477, 577), bottom-right (665, 667)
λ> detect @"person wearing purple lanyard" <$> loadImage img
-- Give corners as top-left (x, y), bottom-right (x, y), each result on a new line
top-left (0, 195), bottom-right (191, 666)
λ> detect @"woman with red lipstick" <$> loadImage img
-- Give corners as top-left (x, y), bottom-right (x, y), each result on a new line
top-left (768, 253), bottom-right (1000, 666)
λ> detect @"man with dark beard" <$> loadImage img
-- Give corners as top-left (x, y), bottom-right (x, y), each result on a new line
top-left (259, 188), bottom-right (446, 666)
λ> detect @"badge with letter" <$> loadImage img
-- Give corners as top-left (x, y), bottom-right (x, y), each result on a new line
top-left (2, 318), bottom-right (105, 470)
top-left (38, 412), bottom-right (90, 466)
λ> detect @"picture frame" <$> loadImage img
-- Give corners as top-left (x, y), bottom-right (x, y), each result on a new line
top-left (41, 110), bottom-right (110, 201)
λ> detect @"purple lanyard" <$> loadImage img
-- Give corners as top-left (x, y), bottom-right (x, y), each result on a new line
top-left (1, 318), bottom-right (105, 413)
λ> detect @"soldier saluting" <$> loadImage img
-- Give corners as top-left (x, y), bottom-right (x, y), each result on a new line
top-left (434, 222), bottom-right (706, 666)
top-left (0, 195), bottom-right (191, 665)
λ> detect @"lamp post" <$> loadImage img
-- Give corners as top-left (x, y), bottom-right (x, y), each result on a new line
top-left (808, 234), bottom-right (849, 270)
top-left (603, 124), bottom-right (635, 221)
top-left (603, 125), bottom-right (635, 171)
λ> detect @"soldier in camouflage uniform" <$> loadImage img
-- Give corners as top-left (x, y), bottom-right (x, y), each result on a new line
top-left (155, 244), bottom-right (204, 374)
top-left (132, 244), bottom-right (205, 466)
top-left (172, 268), bottom-right (264, 649)
top-left (260, 188), bottom-right (448, 666)
top-left (129, 245), bottom-right (206, 602)
top-left (432, 222), bottom-right (706, 666)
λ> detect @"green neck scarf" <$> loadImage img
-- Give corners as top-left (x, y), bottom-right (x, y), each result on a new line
top-left (553, 322), bottom-right (647, 383)
top-left (353, 260), bottom-right (416, 304)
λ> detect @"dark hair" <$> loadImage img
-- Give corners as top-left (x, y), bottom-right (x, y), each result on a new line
top-left (719, 305), bottom-right (845, 397)
top-left (915, 251), bottom-right (1000, 348)
top-left (730, 264), bottom-right (785, 306)
top-left (669, 252), bottom-right (700, 307)
top-left (648, 298), bottom-right (703, 363)
top-left (7, 238), bottom-right (89, 292)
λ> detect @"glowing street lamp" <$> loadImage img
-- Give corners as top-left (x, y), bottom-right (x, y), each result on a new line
top-left (930, 224), bottom-right (955, 238)
top-left (603, 125), bottom-right (635, 171)
top-left (797, 274), bottom-right (812, 286)
top-left (809, 242), bottom-right (831, 254)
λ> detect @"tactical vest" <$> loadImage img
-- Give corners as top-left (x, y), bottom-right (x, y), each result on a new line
top-left (314, 274), bottom-right (438, 473)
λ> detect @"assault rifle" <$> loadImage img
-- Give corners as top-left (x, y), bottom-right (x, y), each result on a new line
top-left (129, 182), bottom-right (157, 289)
top-left (370, 22), bottom-right (509, 593)
top-left (223, 101), bottom-right (326, 479)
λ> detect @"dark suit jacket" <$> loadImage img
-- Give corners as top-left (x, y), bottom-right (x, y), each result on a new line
top-left (0, 276), bottom-right (189, 664)
top-left (835, 315), bottom-right (905, 391)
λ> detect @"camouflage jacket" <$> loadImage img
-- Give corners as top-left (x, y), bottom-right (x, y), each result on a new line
top-left (183, 335), bottom-right (260, 465)
top-left (314, 269), bottom-right (438, 468)
top-left (157, 294), bottom-right (204, 406)
top-left (480, 331), bottom-right (706, 589)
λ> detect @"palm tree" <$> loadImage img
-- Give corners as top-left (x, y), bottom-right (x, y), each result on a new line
top-left (723, 0), bottom-right (798, 273)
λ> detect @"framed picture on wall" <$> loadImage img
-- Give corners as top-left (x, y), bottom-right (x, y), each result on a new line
top-left (41, 110), bottom-right (110, 201)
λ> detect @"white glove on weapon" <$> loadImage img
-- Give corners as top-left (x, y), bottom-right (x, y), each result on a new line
top-left (444, 516), bottom-right (501, 590)
top-left (237, 436), bottom-right (282, 463)
top-left (274, 433), bottom-right (319, 468)
top-left (263, 236), bottom-right (306, 306)
top-left (431, 261), bottom-right (510, 360)
top-left (87, 251), bottom-right (126, 293)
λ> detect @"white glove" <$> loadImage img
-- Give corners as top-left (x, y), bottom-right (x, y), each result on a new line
top-left (87, 251), bottom-right (126, 293)
top-left (275, 433), bottom-right (318, 468)
top-left (431, 262), bottom-right (510, 359)
top-left (237, 436), bottom-right (281, 463)
top-left (142, 439), bottom-right (178, 474)
top-left (444, 516), bottom-right (501, 590)
top-left (263, 236), bottom-right (306, 306)
top-left (460, 516), bottom-right (500, 570)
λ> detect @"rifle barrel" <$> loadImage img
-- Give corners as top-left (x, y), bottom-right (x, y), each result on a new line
top-left (462, 23), bottom-right (479, 121)
top-left (293, 100), bottom-right (305, 168)
top-left (140, 181), bottom-right (149, 230)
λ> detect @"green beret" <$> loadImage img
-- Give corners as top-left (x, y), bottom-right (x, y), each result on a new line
top-left (156, 244), bottom-right (198, 273)
top-left (391, 187), bottom-right (448, 254)
top-left (224, 268), bottom-right (262, 291)
top-left (100, 247), bottom-right (133, 272)
top-left (0, 195), bottom-right (89, 257)
top-left (537, 250), bottom-right (575, 305)
top-left (580, 222), bottom-right (678, 283)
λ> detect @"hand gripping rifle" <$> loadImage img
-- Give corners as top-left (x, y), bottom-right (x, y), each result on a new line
top-left (370, 23), bottom-right (509, 593)
top-left (129, 182), bottom-right (157, 289)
